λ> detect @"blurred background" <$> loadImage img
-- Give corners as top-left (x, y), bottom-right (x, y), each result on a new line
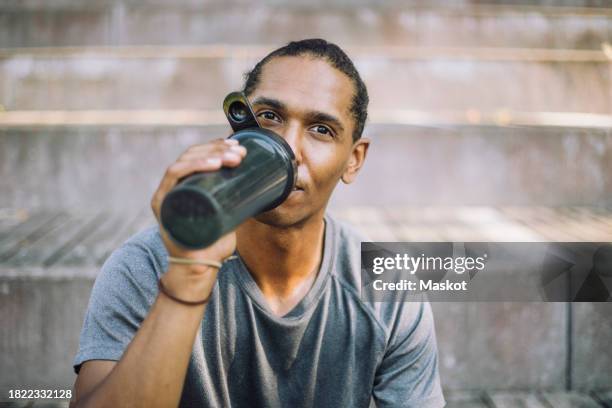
top-left (1, 0), bottom-right (611, 406)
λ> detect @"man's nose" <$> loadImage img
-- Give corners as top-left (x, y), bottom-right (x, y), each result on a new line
top-left (280, 122), bottom-right (303, 164)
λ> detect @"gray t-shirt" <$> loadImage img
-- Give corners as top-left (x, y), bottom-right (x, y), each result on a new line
top-left (74, 214), bottom-right (445, 408)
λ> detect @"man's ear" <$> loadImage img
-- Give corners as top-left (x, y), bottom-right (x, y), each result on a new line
top-left (341, 138), bottom-right (370, 184)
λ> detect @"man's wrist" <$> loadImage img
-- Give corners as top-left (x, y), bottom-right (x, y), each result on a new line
top-left (161, 263), bottom-right (218, 302)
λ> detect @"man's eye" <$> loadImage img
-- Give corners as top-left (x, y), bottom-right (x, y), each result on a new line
top-left (258, 111), bottom-right (280, 122)
top-left (310, 125), bottom-right (333, 136)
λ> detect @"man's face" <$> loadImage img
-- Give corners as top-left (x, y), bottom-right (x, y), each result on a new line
top-left (246, 55), bottom-right (368, 227)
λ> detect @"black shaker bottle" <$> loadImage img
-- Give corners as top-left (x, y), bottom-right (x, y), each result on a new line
top-left (160, 92), bottom-right (297, 249)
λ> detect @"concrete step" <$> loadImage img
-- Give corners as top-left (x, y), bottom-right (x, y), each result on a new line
top-left (0, 124), bottom-right (611, 210)
top-left (1, 2), bottom-right (611, 49)
top-left (1, 46), bottom-right (610, 112)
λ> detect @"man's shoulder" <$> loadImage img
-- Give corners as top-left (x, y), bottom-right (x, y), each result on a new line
top-left (100, 224), bottom-right (166, 282)
top-left (123, 223), bottom-right (164, 249)
top-left (326, 213), bottom-right (431, 341)
top-left (329, 213), bottom-right (369, 247)
top-left (325, 212), bottom-right (367, 288)
top-left (120, 224), bottom-right (164, 256)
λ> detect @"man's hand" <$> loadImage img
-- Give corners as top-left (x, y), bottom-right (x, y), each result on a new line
top-left (150, 138), bottom-right (247, 301)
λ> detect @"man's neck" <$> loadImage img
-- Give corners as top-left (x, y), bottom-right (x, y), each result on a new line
top-left (235, 213), bottom-right (326, 316)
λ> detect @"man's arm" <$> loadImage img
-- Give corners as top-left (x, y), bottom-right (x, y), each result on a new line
top-left (71, 265), bottom-right (215, 407)
top-left (71, 139), bottom-right (247, 407)
top-left (72, 361), bottom-right (115, 405)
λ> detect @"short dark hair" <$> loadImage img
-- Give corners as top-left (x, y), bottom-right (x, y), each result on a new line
top-left (243, 39), bottom-right (369, 142)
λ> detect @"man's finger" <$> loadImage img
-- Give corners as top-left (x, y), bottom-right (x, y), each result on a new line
top-left (179, 144), bottom-right (246, 162)
top-left (183, 139), bottom-right (238, 154)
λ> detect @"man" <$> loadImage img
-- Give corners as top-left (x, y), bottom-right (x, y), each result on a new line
top-left (71, 39), bottom-right (444, 407)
